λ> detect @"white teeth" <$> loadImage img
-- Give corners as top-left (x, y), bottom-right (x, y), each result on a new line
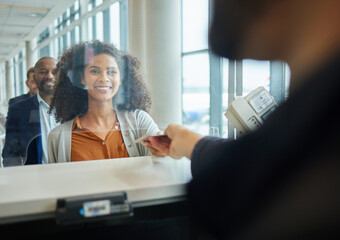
top-left (95, 86), bottom-right (111, 90)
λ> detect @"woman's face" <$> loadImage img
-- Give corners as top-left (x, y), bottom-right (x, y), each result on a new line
top-left (82, 53), bottom-right (121, 104)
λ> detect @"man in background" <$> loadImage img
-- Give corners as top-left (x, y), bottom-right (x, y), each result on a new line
top-left (2, 57), bottom-right (59, 166)
top-left (8, 67), bottom-right (38, 106)
top-left (146, 0), bottom-right (340, 238)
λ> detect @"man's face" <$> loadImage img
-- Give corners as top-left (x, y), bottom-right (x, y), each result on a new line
top-left (34, 58), bottom-right (57, 96)
top-left (26, 72), bottom-right (38, 96)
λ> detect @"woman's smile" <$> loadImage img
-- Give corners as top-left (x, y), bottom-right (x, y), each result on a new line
top-left (94, 85), bottom-right (113, 92)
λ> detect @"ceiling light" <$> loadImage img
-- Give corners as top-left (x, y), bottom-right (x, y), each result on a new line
top-left (28, 12), bottom-right (44, 18)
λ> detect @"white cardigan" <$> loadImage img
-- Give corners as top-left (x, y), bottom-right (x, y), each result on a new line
top-left (47, 110), bottom-right (159, 163)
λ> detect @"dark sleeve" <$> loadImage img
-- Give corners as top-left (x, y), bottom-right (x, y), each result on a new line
top-left (188, 133), bottom-right (270, 238)
top-left (8, 93), bottom-right (28, 107)
top-left (2, 105), bottom-right (23, 166)
top-left (190, 136), bottom-right (231, 177)
top-left (8, 98), bottom-right (14, 106)
top-left (8, 95), bottom-right (22, 106)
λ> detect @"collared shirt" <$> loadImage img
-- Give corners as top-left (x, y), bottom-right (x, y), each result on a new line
top-left (71, 116), bottom-right (129, 161)
top-left (37, 93), bottom-right (59, 164)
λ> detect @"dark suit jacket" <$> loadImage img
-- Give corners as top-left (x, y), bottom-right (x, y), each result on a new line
top-left (8, 92), bottom-right (31, 106)
top-left (189, 53), bottom-right (340, 239)
top-left (2, 95), bottom-right (42, 166)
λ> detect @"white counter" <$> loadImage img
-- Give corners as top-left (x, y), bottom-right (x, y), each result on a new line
top-left (0, 156), bottom-right (192, 223)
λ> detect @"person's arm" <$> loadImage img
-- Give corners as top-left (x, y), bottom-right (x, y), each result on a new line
top-left (2, 106), bottom-right (23, 166)
top-left (145, 123), bottom-right (262, 238)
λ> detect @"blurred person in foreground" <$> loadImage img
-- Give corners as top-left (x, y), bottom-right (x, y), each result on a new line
top-left (144, 0), bottom-right (340, 239)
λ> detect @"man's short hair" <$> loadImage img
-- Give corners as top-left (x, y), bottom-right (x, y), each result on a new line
top-left (26, 67), bottom-right (35, 80)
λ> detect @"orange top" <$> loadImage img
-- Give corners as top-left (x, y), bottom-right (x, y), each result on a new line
top-left (71, 116), bottom-right (129, 162)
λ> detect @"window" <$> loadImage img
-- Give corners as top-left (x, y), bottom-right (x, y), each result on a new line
top-left (12, 58), bottom-right (17, 96)
top-left (242, 60), bottom-right (270, 96)
top-left (35, 0), bottom-right (124, 60)
top-left (38, 28), bottom-right (50, 58)
top-left (87, 0), bottom-right (120, 45)
top-left (182, 0), bottom-right (209, 52)
top-left (46, 2), bottom-right (80, 56)
top-left (0, 64), bottom-right (6, 104)
top-left (183, 53), bottom-right (210, 135)
top-left (182, 0), bottom-right (289, 138)
top-left (11, 52), bottom-right (26, 96)
top-left (88, 16), bottom-right (94, 41)
top-left (182, 0), bottom-right (210, 135)
top-left (110, 2), bottom-right (120, 48)
top-left (95, 11), bottom-right (104, 41)
top-left (18, 52), bottom-right (25, 94)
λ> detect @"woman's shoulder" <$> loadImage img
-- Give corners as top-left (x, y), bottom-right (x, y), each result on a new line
top-left (117, 109), bottom-right (151, 121)
top-left (50, 119), bottom-right (74, 134)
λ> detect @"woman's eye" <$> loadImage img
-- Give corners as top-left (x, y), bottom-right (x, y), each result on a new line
top-left (108, 70), bottom-right (116, 75)
top-left (90, 69), bottom-right (100, 74)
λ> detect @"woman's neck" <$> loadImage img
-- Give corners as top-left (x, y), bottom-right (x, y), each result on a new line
top-left (80, 100), bottom-right (117, 130)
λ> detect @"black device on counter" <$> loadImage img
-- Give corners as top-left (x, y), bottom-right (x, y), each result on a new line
top-left (56, 191), bottom-right (133, 225)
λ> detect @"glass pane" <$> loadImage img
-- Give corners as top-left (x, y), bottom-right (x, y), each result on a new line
top-left (96, 12), bottom-right (104, 41)
top-left (182, 0), bottom-right (209, 53)
top-left (74, 13), bottom-right (79, 21)
top-left (39, 45), bottom-right (50, 58)
top-left (110, 2), bottom-right (120, 48)
top-left (62, 32), bottom-right (71, 50)
top-left (182, 53), bottom-right (210, 135)
top-left (54, 19), bottom-right (59, 33)
top-left (65, 9), bottom-right (70, 26)
top-left (285, 63), bottom-right (291, 98)
top-left (0, 65), bottom-right (6, 104)
top-left (88, 17), bottom-right (93, 40)
top-left (222, 58), bottom-right (229, 138)
top-left (58, 16), bottom-right (63, 31)
top-left (74, 26), bottom-right (80, 43)
top-left (96, 0), bottom-right (103, 6)
top-left (88, 1), bottom-right (93, 11)
top-left (74, 0), bottom-right (79, 11)
top-left (54, 37), bottom-right (59, 56)
top-left (58, 36), bottom-right (63, 53)
top-left (19, 61), bottom-right (24, 94)
top-left (13, 63), bottom-right (17, 96)
top-left (242, 59), bottom-right (270, 96)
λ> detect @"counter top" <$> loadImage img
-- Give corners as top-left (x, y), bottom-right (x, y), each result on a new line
top-left (0, 156), bottom-right (192, 223)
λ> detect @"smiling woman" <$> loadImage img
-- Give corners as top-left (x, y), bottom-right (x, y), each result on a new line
top-left (47, 40), bottom-right (160, 163)
top-left (82, 54), bottom-right (121, 110)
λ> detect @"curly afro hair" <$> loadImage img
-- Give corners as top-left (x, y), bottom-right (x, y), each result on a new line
top-left (50, 40), bottom-right (151, 123)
